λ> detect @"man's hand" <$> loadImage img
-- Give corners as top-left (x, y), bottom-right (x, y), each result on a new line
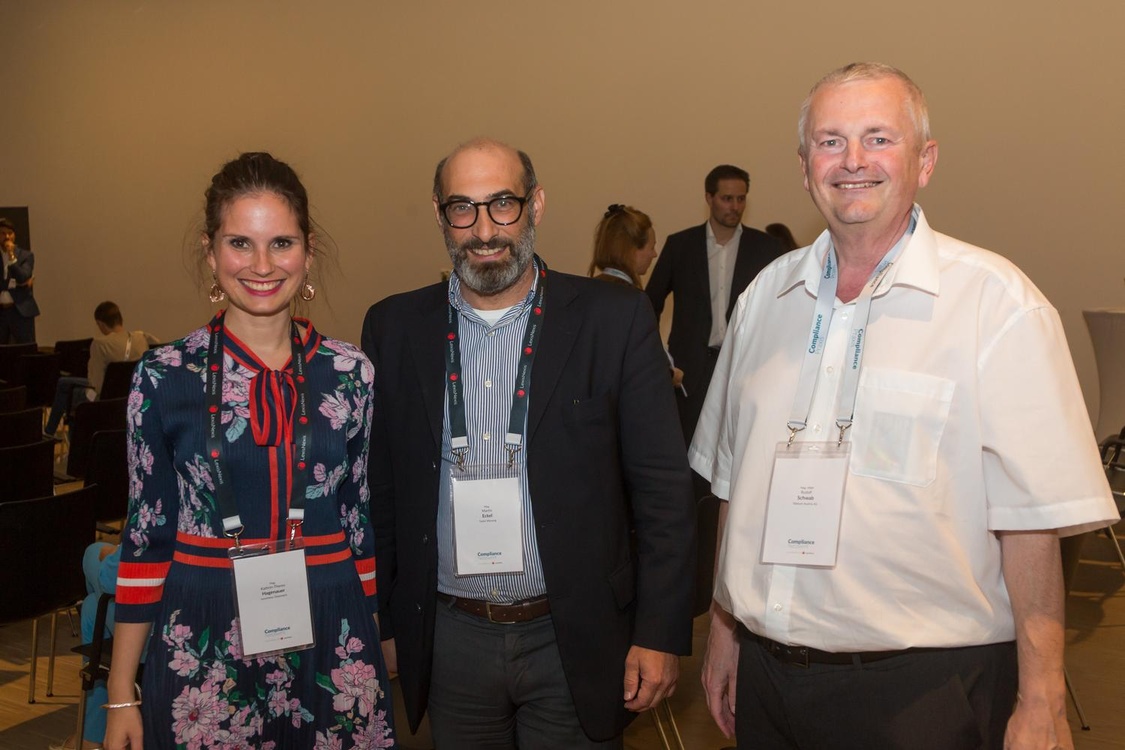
top-left (623, 645), bottom-right (679, 712)
top-left (701, 602), bottom-right (739, 738)
top-left (1004, 693), bottom-right (1072, 750)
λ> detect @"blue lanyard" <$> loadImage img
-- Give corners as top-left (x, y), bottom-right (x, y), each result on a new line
top-left (786, 240), bottom-right (904, 446)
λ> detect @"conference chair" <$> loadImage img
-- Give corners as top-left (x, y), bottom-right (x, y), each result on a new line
top-left (0, 438), bottom-right (55, 504)
top-left (0, 385), bottom-right (27, 413)
top-left (13, 351), bottom-right (60, 409)
top-left (1098, 435), bottom-right (1125, 571)
top-left (84, 429), bottom-right (129, 533)
top-left (63, 398), bottom-right (127, 481)
top-left (0, 485), bottom-right (97, 702)
top-left (97, 359), bottom-right (139, 401)
top-left (53, 337), bottom-right (93, 378)
top-left (0, 341), bottom-right (37, 383)
top-left (0, 407), bottom-right (46, 447)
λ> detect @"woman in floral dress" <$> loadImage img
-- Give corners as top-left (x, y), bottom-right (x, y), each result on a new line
top-left (106, 153), bottom-right (395, 750)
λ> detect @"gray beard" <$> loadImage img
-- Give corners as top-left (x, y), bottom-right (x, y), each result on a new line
top-left (444, 221), bottom-right (536, 296)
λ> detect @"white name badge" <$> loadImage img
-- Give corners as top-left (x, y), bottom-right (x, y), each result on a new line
top-left (761, 442), bottom-right (850, 567)
top-left (230, 541), bottom-right (315, 658)
top-left (451, 463), bottom-right (525, 576)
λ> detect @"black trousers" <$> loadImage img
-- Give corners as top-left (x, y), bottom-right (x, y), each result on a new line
top-left (736, 631), bottom-right (1018, 750)
top-left (0, 306), bottom-right (34, 344)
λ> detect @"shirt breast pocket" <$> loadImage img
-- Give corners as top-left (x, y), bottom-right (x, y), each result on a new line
top-left (850, 368), bottom-right (954, 487)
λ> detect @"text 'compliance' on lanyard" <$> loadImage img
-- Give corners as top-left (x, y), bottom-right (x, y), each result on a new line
top-left (786, 242), bottom-right (903, 447)
top-left (206, 313), bottom-right (312, 548)
top-left (445, 259), bottom-right (548, 470)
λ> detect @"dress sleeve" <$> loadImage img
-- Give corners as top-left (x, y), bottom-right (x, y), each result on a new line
top-left (116, 354), bottom-right (180, 623)
top-left (341, 348), bottom-right (378, 613)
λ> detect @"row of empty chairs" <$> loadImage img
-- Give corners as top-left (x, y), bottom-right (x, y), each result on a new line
top-left (0, 341), bottom-right (136, 711)
top-left (0, 486), bottom-right (99, 702)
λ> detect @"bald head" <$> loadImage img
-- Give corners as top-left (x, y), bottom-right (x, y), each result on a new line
top-left (432, 138), bottom-right (538, 203)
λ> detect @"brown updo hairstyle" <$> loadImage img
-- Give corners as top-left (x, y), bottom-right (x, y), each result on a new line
top-left (588, 204), bottom-right (653, 288)
top-left (193, 152), bottom-right (332, 313)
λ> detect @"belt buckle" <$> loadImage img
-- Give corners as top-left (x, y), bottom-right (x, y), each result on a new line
top-left (768, 640), bottom-right (809, 668)
top-left (484, 601), bottom-right (506, 624)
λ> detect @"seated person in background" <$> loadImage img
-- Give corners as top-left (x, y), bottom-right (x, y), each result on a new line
top-left (44, 300), bottom-right (152, 436)
top-left (590, 204), bottom-right (683, 388)
top-left (50, 542), bottom-right (121, 750)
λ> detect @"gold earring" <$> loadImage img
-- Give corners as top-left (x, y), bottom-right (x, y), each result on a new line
top-left (209, 276), bottom-right (226, 303)
top-left (300, 278), bottom-right (316, 302)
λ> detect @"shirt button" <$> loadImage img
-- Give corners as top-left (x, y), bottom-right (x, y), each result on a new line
top-left (484, 379), bottom-right (493, 388)
top-left (841, 313), bottom-right (849, 321)
top-left (422, 534), bottom-right (429, 544)
top-left (483, 432), bottom-right (491, 440)
top-left (826, 366), bottom-right (834, 374)
top-left (773, 603), bottom-right (783, 612)
top-left (490, 588), bottom-right (500, 599)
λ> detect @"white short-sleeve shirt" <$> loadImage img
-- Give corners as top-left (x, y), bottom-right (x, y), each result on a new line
top-left (689, 206), bottom-right (1116, 652)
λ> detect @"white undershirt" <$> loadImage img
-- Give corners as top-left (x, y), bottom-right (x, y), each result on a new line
top-left (706, 222), bottom-right (742, 347)
top-left (473, 305), bottom-right (515, 327)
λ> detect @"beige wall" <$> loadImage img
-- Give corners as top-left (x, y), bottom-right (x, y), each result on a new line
top-left (1, 1), bottom-right (1121, 420)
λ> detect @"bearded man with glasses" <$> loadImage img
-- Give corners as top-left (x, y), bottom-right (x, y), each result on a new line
top-left (362, 138), bottom-right (695, 748)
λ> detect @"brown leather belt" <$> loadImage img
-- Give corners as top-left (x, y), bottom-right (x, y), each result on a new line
top-left (746, 627), bottom-right (936, 668)
top-left (437, 592), bottom-right (550, 624)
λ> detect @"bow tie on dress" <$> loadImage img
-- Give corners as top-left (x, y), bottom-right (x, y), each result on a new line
top-left (248, 369), bottom-right (297, 447)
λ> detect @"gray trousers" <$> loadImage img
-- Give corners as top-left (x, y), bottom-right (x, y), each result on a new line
top-left (428, 601), bottom-right (623, 750)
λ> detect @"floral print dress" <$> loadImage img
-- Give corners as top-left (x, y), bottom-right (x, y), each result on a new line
top-left (117, 315), bottom-right (395, 749)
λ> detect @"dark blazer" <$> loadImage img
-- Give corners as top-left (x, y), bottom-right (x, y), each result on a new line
top-left (362, 271), bottom-right (695, 741)
top-left (645, 223), bottom-right (784, 439)
top-left (3, 246), bottom-right (39, 318)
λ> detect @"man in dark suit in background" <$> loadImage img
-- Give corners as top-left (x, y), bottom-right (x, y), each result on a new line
top-left (362, 138), bottom-right (695, 748)
top-left (0, 217), bottom-right (39, 343)
top-left (645, 166), bottom-right (785, 448)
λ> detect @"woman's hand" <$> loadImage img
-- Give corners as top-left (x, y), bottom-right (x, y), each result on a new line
top-left (104, 705), bottom-right (143, 749)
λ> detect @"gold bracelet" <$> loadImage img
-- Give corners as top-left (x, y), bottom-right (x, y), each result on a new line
top-left (102, 699), bottom-right (142, 709)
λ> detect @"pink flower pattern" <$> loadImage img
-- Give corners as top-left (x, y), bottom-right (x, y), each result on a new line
top-left (319, 390), bottom-right (351, 431)
top-left (171, 680), bottom-right (228, 750)
top-left (308, 460), bottom-right (347, 500)
top-left (314, 620), bottom-right (393, 747)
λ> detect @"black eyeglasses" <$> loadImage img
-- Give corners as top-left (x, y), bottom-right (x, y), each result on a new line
top-left (439, 193), bottom-right (532, 229)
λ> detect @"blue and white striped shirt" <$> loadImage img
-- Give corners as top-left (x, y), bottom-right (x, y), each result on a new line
top-left (436, 269), bottom-right (547, 603)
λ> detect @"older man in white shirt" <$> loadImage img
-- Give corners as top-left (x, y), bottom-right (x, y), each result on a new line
top-left (691, 62), bottom-right (1117, 750)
